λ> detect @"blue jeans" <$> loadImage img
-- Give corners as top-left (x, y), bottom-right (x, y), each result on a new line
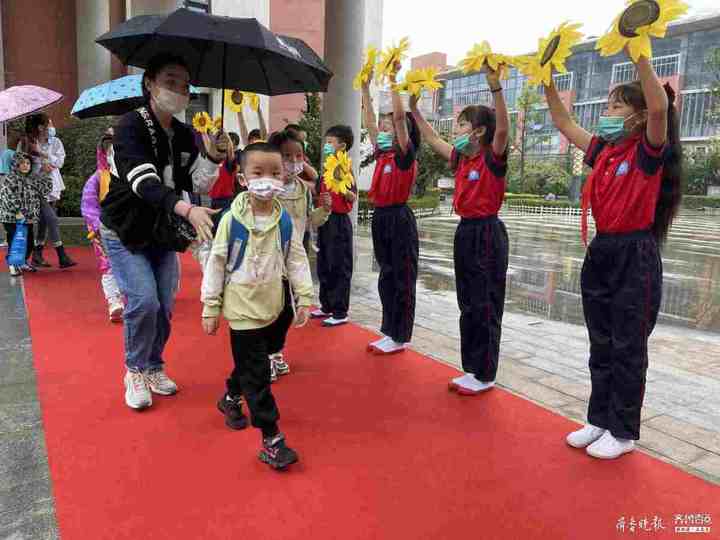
top-left (103, 237), bottom-right (179, 372)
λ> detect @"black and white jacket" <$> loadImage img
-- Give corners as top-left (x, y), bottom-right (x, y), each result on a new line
top-left (101, 105), bottom-right (220, 251)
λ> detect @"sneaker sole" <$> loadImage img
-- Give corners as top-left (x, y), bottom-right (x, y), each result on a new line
top-left (455, 385), bottom-right (495, 396)
top-left (259, 450), bottom-right (298, 470)
top-left (322, 321), bottom-right (349, 327)
top-left (586, 447), bottom-right (635, 459)
top-left (370, 346), bottom-right (406, 356)
top-left (148, 386), bottom-right (178, 396)
top-left (125, 398), bottom-right (152, 410)
top-left (566, 437), bottom-right (603, 449)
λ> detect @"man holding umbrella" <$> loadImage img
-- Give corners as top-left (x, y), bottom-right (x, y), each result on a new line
top-left (101, 53), bottom-right (230, 410)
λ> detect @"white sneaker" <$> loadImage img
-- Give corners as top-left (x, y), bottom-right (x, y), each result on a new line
top-left (322, 316), bottom-right (349, 327)
top-left (448, 373), bottom-right (495, 395)
top-left (124, 370), bottom-right (152, 410)
top-left (108, 301), bottom-right (124, 323)
top-left (566, 424), bottom-right (607, 449)
top-left (367, 335), bottom-right (390, 351)
top-left (310, 309), bottom-right (330, 319)
top-left (145, 369), bottom-right (178, 395)
top-left (8, 265), bottom-right (21, 277)
top-left (586, 431), bottom-right (635, 459)
top-left (270, 359), bottom-right (279, 382)
top-left (372, 338), bottom-right (407, 355)
top-left (270, 353), bottom-right (290, 376)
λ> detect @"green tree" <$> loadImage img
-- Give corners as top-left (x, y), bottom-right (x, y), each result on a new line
top-left (296, 93), bottom-right (322, 168)
top-left (511, 84), bottom-right (551, 190)
top-left (708, 48), bottom-right (720, 124)
top-left (415, 142), bottom-right (451, 197)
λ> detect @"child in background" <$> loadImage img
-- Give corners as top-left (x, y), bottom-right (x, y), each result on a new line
top-left (545, 52), bottom-right (682, 459)
top-left (361, 62), bottom-right (421, 355)
top-left (311, 125), bottom-right (357, 327)
top-left (201, 142), bottom-right (312, 470)
top-left (410, 66), bottom-right (510, 395)
top-left (266, 130), bottom-right (331, 379)
top-left (0, 152), bottom-right (52, 276)
top-left (81, 130), bottom-right (124, 322)
top-left (209, 132), bottom-right (242, 227)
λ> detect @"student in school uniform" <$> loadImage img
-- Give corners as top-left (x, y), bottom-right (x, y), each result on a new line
top-left (361, 62), bottom-right (421, 355)
top-left (410, 65), bottom-right (510, 395)
top-left (544, 52), bottom-right (683, 459)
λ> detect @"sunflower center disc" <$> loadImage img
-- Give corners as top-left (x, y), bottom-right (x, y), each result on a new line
top-left (540, 35), bottom-right (561, 67)
top-left (619, 0), bottom-right (661, 38)
top-left (231, 90), bottom-right (243, 105)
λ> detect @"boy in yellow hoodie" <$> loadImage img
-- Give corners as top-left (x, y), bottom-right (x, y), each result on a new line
top-left (266, 130), bottom-right (331, 379)
top-left (201, 142), bottom-right (312, 470)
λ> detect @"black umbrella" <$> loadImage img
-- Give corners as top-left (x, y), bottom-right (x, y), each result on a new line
top-left (96, 8), bottom-right (332, 119)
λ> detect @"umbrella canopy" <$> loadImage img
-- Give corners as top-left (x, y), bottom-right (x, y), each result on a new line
top-left (96, 8), bottom-right (332, 96)
top-left (71, 74), bottom-right (200, 119)
top-left (0, 85), bottom-right (63, 123)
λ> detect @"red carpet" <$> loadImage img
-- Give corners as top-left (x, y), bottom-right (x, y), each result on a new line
top-left (19, 248), bottom-right (719, 539)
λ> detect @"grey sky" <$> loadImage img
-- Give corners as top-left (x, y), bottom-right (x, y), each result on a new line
top-left (382, 0), bottom-right (720, 66)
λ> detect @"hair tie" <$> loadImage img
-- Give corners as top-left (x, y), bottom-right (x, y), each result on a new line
top-left (663, 83), bottom-right (676, 106)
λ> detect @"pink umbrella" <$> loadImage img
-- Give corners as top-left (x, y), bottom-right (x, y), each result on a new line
top-left (0, 85), bottom-right (63, 123)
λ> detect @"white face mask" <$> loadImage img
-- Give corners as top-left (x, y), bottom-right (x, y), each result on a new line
top-left (283, 160), bottom-right (304, 178)
top-left (154, 87), bottom-right (189, 115)
top-left (247, 177), bottom-right (285, 200)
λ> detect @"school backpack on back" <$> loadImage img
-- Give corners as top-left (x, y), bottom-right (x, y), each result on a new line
top-left (225, 208), bottom-right (293, 274)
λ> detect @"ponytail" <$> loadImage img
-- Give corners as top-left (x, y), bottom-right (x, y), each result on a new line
top-left (652, 83), bottom-right (683, 247)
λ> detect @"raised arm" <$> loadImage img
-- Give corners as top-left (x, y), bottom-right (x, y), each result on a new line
top-left (362, 77), bottom-right (379, 146)
top-left (257, 105), bottom-right (268, 141)
top-left (635, 56), bottom-right (668, 148)
top-left (544, 79), bottom-right (592, 153)
top-left (409, 94), bottom-right (452, 160)
top-left (389, 66), bottom-right (410, 154)
top-left (236, 109), bottom-right (249, 146)
top-left (487, 68), bottom-right (509, 156)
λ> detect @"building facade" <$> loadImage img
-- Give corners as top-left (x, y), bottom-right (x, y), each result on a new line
top-left (430, 11), bottom-right (720, 155)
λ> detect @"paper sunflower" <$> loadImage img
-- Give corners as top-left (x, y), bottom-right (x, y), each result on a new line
top-left (243, 92), bottom-right (260, 112)
top-left (393, 67), bottom-right (444, 97)
top-left (377, 37), bottom-right (410, 84)
top-left (323, 151), bottom-right (353, 195)
top-left (224, 90), bottom-right (260, 113)
top-left (459, 41), bottom-right (514, 80)
top-left (192, 111), bottom-right (212, 134)
top-left (596, 0), bottom-right (688, 62)
top-left (354, 46), bottom-right (379, 90)
top-left (212, 116), bottom-right (223, 134)
top-left (517, 22), bottom-right (584, 86)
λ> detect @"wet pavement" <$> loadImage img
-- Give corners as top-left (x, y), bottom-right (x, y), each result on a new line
top-left (345, 209), bottom-right (720, 484)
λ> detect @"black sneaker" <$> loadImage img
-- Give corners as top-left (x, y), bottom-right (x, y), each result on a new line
top-left (216, 393), bottom-right (248, 430)
top-left (259, 433), bottom-right (298, 470)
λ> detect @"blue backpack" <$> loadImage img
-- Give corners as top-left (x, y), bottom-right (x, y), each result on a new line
top-left (225, 209), bottom-right (293, 273)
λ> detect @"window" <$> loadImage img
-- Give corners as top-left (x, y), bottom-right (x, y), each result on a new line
top-left (185, 0), bottom-right (210, 13)
top-left (435, 118), bottom-right (454, 136)
top-left (185, 93), bottom-right (211, 124)
top-left (572, 101), bottom-right (607, 132)
top-left (537, 73), bottom-right (574, 95)
top-left (680, 90), bottom-right (719, 139)
top-left (611, 54), bottom-right (680, 84)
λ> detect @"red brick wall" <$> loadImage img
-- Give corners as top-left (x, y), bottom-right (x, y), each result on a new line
top-left (268, 0), bottom-right (325, 132)
top-left (3, 0), bottom-right (78, 127)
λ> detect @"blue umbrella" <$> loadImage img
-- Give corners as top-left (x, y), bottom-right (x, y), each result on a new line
top-left (71, 74), bottom-right (199, 119)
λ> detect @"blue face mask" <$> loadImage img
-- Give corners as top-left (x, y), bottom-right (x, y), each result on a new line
top-left (377, 132), bottom-right (393, 151)
top-left (596, 116), bottom-right (625, 142)
top-left (453, 134), bottom-right (472, 154)
top-left (323, 143), bottom-right (335, 157)
top-left (47, 127), bottom-right (56, 138)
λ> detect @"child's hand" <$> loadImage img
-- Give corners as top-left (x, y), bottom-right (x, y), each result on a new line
top-left (486, 66), bottom-right (501, 89)
top-left (344, 190), bottom-right (357, 203)
top-left (202, 316), bottom-right (219, 335)
top-left (320, 192), bottom-right (332, 211)
top-left (294, 307), bottom-right (309, 328)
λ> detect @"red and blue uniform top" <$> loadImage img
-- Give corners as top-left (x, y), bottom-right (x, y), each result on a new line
top-left (368, 142), bottom-right (418, 207)
top-left (582, 132), bottom-right (668, 244)
top-left (450, 147), bottom-right (508, 218)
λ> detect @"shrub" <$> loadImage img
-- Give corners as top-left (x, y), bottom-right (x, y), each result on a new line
top-left (680, 195), bottom-right (720, 210)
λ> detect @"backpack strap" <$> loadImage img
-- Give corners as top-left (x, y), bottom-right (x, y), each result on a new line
top-left (225, 208), bottom-right (294, 274)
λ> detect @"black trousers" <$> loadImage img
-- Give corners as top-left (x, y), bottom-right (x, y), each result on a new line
top-left (454, 216), bottom-right (509, 382)
top-left (317, 213), bottom-right (353, 319)
top-left (3, 222), bottom-right (35, 264)
top-left (371, 205), bottom-right (419, 343)
top-left (582, 230), bottom-right (662, 440)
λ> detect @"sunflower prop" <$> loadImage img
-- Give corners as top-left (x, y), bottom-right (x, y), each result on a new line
top-left (212, 116), bottom-right (223, 134)
top-left (458, 41), bottom-right (514, 80)
top-left (596, 0), bottom-right (688, 62)
top-left (377, 37), bottom-right (411, 84)
top-left (354, 46), bottom-right (379, 90)
top-left (192, 111), bottom-right (212, 134)
top-left (224, 90), bottom-right (261, 113)
top-left (517, 22), bottom-right (584, 86)
top-left (393, 67), bottom-right (444, 97)
top-left (323, 151), bottom-right (353, 195)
